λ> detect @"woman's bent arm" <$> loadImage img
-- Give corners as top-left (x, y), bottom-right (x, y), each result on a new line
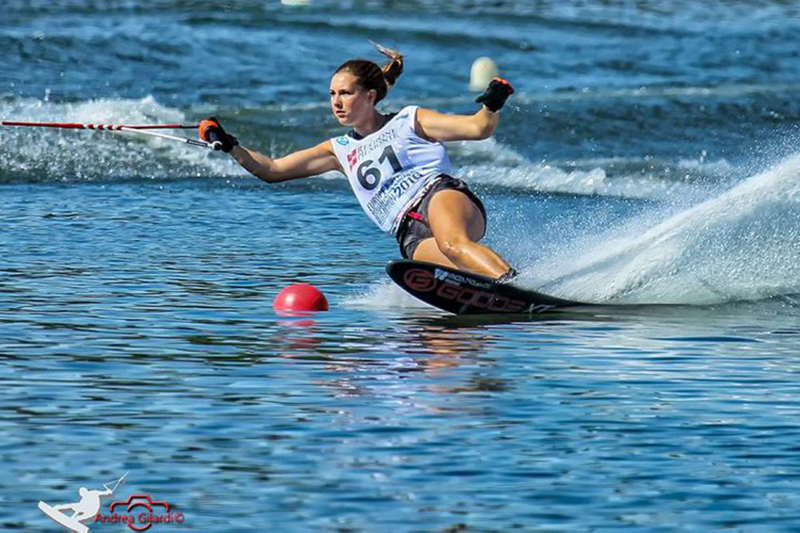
top-left (415, 106), bottom-right (500, 143)
top-left (230, 140), bottom-right (342, 183)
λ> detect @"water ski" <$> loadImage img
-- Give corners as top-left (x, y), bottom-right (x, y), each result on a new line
top-left (386, 260), bottom-right (587, 315)
top-left (38, 501), bottom-right (89, 533)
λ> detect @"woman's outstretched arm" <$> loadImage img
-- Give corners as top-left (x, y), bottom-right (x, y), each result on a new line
top-left (230, 140), bottom-right (341, 183)
top-left (415, 106), bottom-right (500, 142)
top-left (414, 78), bottom-right (514, 143)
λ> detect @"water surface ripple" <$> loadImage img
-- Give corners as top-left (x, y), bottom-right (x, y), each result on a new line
top-left (2, 183), bottom-right (800, 530)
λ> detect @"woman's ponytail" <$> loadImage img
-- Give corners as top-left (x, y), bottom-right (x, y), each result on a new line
top-left (371, 41), bottom-right (404, 87)
top-left (334, 42), bottom-right (404, 104)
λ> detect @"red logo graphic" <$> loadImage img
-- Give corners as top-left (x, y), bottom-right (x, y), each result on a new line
top-left (404, 268), bottom-right (437, 292)
top-left (96, 494), bottom-right (184, 531)
top-left (347, 148), bottom-right (358, 169)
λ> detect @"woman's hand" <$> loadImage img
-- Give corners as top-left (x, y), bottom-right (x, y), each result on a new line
top-left (198, 117), bottom-right (239, 152)
top-left (475, 78), bottom-right (515, 113)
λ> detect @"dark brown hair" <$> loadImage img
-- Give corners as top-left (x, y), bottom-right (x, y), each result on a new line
top-left (334, 42), bottom-right (404, 104)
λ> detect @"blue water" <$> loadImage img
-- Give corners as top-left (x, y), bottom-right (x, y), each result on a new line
top-left (3, 1), bottom-right (800, 530)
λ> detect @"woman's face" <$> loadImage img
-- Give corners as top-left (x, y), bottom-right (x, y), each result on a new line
top-left (329, 71), bottom-right (376, 126)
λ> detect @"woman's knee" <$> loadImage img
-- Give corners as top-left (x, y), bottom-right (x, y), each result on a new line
top-left (436, 235), bottom-right (473, 262)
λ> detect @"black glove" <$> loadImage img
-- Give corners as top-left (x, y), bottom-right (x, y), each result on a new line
top-left (198, 117), bottom-right (239, 152)
top-left (475, 78), bottom-right (515, 112)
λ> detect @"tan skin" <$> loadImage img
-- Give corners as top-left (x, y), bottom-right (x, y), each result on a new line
top-left (228, 71), bottom-right (512, 278)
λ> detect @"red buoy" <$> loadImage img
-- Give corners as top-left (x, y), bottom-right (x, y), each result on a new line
top-left (273, 283), bottom-right (329, 313)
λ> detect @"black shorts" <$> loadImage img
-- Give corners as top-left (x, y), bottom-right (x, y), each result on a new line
top-left (395, 175), bottom-right (487, 259)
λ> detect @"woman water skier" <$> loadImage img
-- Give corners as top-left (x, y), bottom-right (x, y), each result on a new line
top-left (199, 44), bottom-right (516, 280)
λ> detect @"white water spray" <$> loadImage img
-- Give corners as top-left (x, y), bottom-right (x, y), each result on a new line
top-left (0, 96), bottom-right (242, 181)
top-left (532, 154), bottom-right (800, 304)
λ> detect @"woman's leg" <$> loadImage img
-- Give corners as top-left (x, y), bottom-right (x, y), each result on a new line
top-left (412, 189), bottom-right (511, 278)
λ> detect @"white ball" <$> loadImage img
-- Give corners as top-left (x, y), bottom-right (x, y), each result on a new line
top-left (470, 57), bottom-right (499, 92)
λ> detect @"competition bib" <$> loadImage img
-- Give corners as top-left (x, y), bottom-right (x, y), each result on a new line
top-left (331, 106), bottom-right (452, 235)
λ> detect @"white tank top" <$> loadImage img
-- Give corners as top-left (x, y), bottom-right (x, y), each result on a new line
top-left (331, 105), bottom-right (452, 235)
